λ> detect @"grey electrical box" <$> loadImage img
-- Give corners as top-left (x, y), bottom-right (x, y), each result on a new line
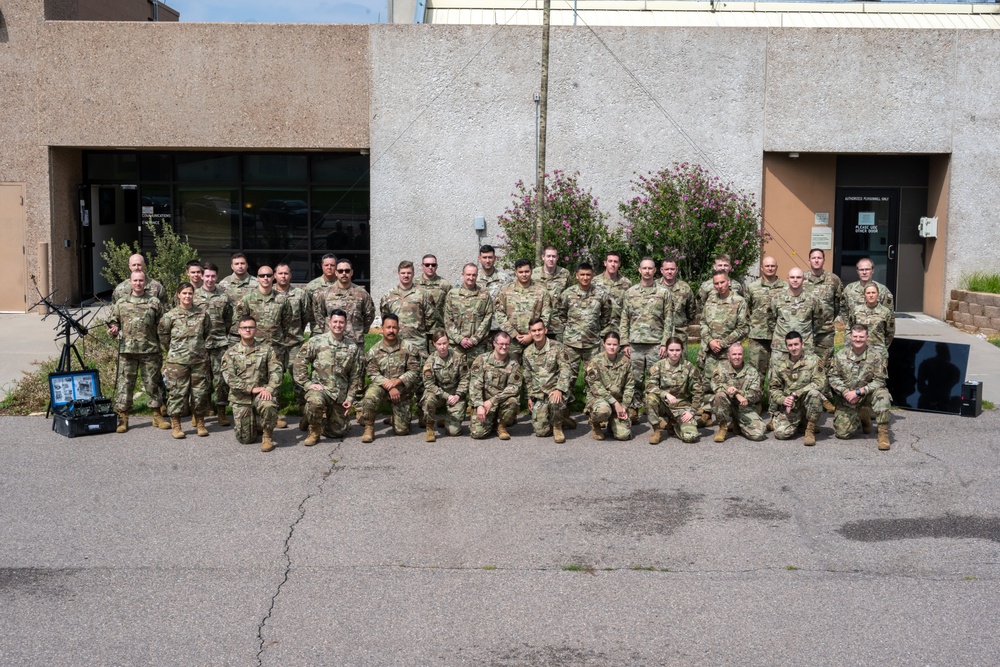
top-left (474, 215), bottom-right (486, 231)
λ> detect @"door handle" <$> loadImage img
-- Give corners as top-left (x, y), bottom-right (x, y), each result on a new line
top-left (887, 245), bottom-right (895, 260)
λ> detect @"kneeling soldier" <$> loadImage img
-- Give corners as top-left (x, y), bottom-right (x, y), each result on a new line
top-left (358, 313), bottom-right (421, 443)
top-left (829, 323), bottom-right (892, 450)
top-left (422, 329), bottom-right (470, 441)
top-left (221, 316), bottom-right (283, 452)
top-left (584, 331), bottom-right (635, 441)
top-left (469, 332), bottom-right (523, 440)
top-left (522, 318), bottom-right (575, 443)
top-left (769, 330), bottom-right (825, 445)
top-left (710, 341), bottom-right (766, 442)
top-left (645, 337), bottom-right (701, 444)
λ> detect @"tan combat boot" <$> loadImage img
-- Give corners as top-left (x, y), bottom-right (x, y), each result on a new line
top-left (304, 422), bottom-right (322, 447)
top-left (217, 405), bottom-right (230, 427)
top-left (261, 429), bottom-right (275, 452)
top-left (860, 406), bottom-right (873, 434)
top-left (562, 416), bottom-right (577, 430)
top-left (276, 417), bottom-right (288, 429)
top-left (195, 415), bottom-right (209, 437)
top-left (496, 423), bottom-right (511, 441)
top-left (823, 399), bottom-right (836, 414)
top-left (361, 411), bottom-right (376, 443)
top-left (714, 421), bottom-right (729, 443)
top-left (151, 411), bottom-right (170, 430)
top-left (877, 424), bottom-right (890, 451)
top-left (803, 419), bottom-right (817, 446)
top-left (170, 417), bottom-right (186, 439)
top-left (553, 423), bottom-right (566, 444)
top-left (697, 410), bottom-right (713, 428)
top-left (627, 408), bottom-right (640, 425)
top-left (590, 419), bottom-right (605, 441)
top-left (115, 411), bottom-right (129, 434)
top-left (649, 422), bottom-right (664, 445)
top-left (425, 424), bottom-right (436, 442)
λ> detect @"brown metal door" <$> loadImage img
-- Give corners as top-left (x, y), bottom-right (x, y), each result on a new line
top-left (0, 184), bottom-right (27, 312)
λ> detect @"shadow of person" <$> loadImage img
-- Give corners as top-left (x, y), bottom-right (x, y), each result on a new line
top-left (916, 342), bottom-right (961, 413)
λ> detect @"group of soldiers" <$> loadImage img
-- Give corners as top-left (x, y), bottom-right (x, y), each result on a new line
top-left (105, 243), bottom-right (897, 453)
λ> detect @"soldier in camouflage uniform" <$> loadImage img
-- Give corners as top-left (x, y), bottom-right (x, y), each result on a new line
top-left (421, 329), bottom-right (470, 441)
top-left (415, 254), bottom-right (451, 335)
top-left (848, 284), bottom-right (895, 352)
top-left (221, 316), bottom-right (283, 452)
top-left (196, 263), bottom-right (234, 426)
top-left (645, 337), bottom-right (701, 444)
top-left (293, 309), bottom-right (364, 446)
top-left (186, 260), bottom-right (204, 291)
top-left (158, 282), bottom-right (212, 438)
top-left (445, 263), bottom-right (494, 361)
top-left (620, 257), bottom-right (674, 420)
top-left (697, 254), bottom-right (746, 312)
top-left (358, 314), bottom-right (422, 443)
top-left (381, 260), bottom-right (435, 360)
top-left (107, 271), bottom-right (169, 433)
top-left (219, 253), bottom-right (258, 338)
top-left (522, 319), bottom-right (575, 443)
top-left (769, 268), bottom-right (823, 365)
top-left (235, 267), bottom-right (292, 428)
top-left (709, 342), bottom-right (766, 442)
top-left (477, 244), bottom-right (512, 332)
top-left (769, 331), bottom-right (825, 446)
top-left (468, 332), bottom-right (523, 440)
top-left (828, 324), bottom-right (892, 450)
top-left (593, 251), bottom-right (631, 328)
top-left (744, 256), bottom-right (786, 379)
top-left (274, 262), bottom-right (309, 424)
top-left (304, 253), bottom-right (338, 335)
top-left (584, 331), bottom-right (634, 441)
top-left (495, 258), bottom-right (551, 363)
top-left (532, 245), bottom-right (574, 339)
top-left (843, 257), bottom-right (894, 314)
top-left (321, 258), bottom-right (376, 347)
top-left (111, 254), bottom-right (167, 304)
top-left (804, 248), bottom-right (843, 413)
top-left (660, 259), bottom-right (697, 346)
top-left (698, 270), bottom-right (749, 421)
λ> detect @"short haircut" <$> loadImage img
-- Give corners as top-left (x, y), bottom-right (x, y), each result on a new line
top-left (851, 323), bottom-right (869, 334)
top-left (528, 317), bottom-right (545, 329)
top-left (240, 315), bottom-right (257, 326)
top-left (785, 330), bottom-right (803, 343)
top-left (231, 252), bottom-right (247, 261)
top-left (514, 258), bottom-right (532, 270)
top-left (712, 269), bottom-right (730, 278)
top-left (856, 257), bottom-right (874, 268)
top-left (322, 253), bottom-right (338, 262)
top-left (186, 260), bottom-right (203, 270)
top-left (397, 260), bottom-right (414, 271)
top-left (605, 251), bottom-right (621, 261)
top-left (808, 248), bottom-right (825, 257)
top-left (576, 262), bottom-right (594, 273)
top-left (462, 262), bottom-right (478, 273)
top-left (639, 256), bottom-right (655, 266)
top-left (202, 262), bottom-right (219, 274)
top-left (493, 330), bottom-right (511, 343)
top-left (275, 262), bottom-right (291, 271)
top-left (422, 253), bottom-right (437, 262)
top-left (479, 244), bottom-right (496, 255)
top-left (176, 281), bottom-right (194, 295)
top-left (666, 336), bottom-right (684, 348)
top-left (661, 258), bottom-right (678, 267)
top-left (715, 253), bottom-right (731, 263)
top-left (543, 245), bottom-right (558, 254)
top-left (336, 258), bottom-right (353, 269)
top-left (383, 313), bottom-right (399, 325)
top-left (329, 308), bottom-right (348, 320)
top-left (130, 269), bottom-right (146, 279)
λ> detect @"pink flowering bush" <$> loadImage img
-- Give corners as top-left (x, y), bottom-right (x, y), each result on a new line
top-left (495, 170), bottom-right (611, 270)
top-left (616, 163), bottom-right (769, 283)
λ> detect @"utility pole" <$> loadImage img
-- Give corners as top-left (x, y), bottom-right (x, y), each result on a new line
top-left (534, 0), bottom-right (551, 267)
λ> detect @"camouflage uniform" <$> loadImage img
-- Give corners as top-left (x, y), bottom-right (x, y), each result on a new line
top-left (414, 274), bottom-right (452, 333)
top-left (158, 306), bottom-right (212, 418)
top-left (112, 278), bottom-right (166, 304)
top-left (478, 268), bottom-right (513, 331)
top-left (769, 290), bottom-right (824, 360)
top-left (303, 276), bottom-right (337, 335)
top-left (644, 358), bottom-right (701, 443)
top-left (661, 279), bottom-right (697, 346)
top-left (848, 303), bottom-right (895, 352)
top-left (421, 351), bottom-right (470, 437)
top-left (843, 279), bottom-right (894, 315)
top-left (709, 361), bottom-right (766, 440)
top-left (195, 287), bottom-right (234, 407)
top-left (698, 276), bottom-right (745, 312)
top-left (444, 286), bottom-right (494, 361)
top-left (556, 284), bottom-right (613, 393)
top-left (221, 341), bottom-right (283, 444)
top-left (468, 352), bottom-right (523, 440)
top-left (219, 274), bottom-right (258, 337)
top-left (584, 352), bottom-right (635, 441)
top-left (769, 352), bottom-right (825, 440)
top-left (380, 285), bottom-right (434, 359)
top-left (293, 333), bottom-right (363, 437)
top-left (698, 292), bottom-right (749, 410)
top-left (522, 338), bottom-right (575, 437)
top-left (593, 273), bottom-right (631, 330)
top-left (275, 285), bottom-right (309, 407)
top-left (359, 340), bottom-right (422, 435)
top-left (828, 344), bottom-right (891, 439)
top-left (493, 281), bottom-right (551, 362)
top-left (745, 277), bottom-right (787, 378)
top-left (532, 266), bottom-right (573, 337)
top-left (620, 283), bottom-right (674, 409)
top-left (321, 282), bottom-right (376, 347)
top-left (803, 270), bottom-right (843, 365)
top-left (108, 294), bottom-right (165, 412)
top-left (236, 290), bottom-right (292, 364)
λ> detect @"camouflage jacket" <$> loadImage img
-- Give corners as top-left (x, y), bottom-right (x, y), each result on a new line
top-left (522, 338), bottom-right (575, 399)
top-left (321, 282), bottom-right (376, 346)
top-left (531, 266), bottom-right (573, 301)
top-left (769, 290), bottom-right (824, 353)
top-left (422, 351), bottom-right (470, 399)
top-left (848, 303), bottom-right (895, 349)
top-left (804, 270), bottom-right (843, 332)
top-left (699, 292), bottom-right (749, 353)
top-left (275, 285), bottom-right (308, 347)
top-left (828, 345), bottom-right (888, 396)
top-left (112, 278), bottom-right (166, 305)
top-left (620, 283), bottom-right (674, 346)
top-left (194, 287), bottom-right (234, 350)
top-left (304, 276), bottom-right (338, 334)
top-left (366, 340), bottom-right (421, 393)
top-left (221, 342), bottom-right (283, 405)
top-left (108, 294), bottom-right (164, 355)
top-left (381, 285), bottom-right (435, 354)
top-left (698, 276), bottom-right (745, 312)
top-left (158, 306), bottom-right (211, 365)
top-left (495, 281), bottom-right (551, 338)
top-left (236, 290), bottom-right (292, 348)
top-left (769, 352), bottom-right (825, 411)
top-left (293, 332), bottom-right (363, 403)
top-left (444, 286), bottom-right (494, 347)
top-left (843, 279), bottom-right (894, 315)
top-left (468, 352), bottom-right (523, 408)
top-left (414, 274), bottom-right (452, 331)
top-left (646, 358), bottom-right (701, 408)
top-left (594, 272), bottom-right (632, 327)
top-left (709, 361), bottom-right (763, 405)
top-left (219, 273), bottom-right (258, 305)
top-left (745, 277), bottom-right (787, 340)
top-left (662, 279), bottom-right (698, 335)
top-left (584, 352), bottom-right (635, 410)
top-left (479, 268), bottom-right (513, 331)
top-left (556, 284), bottom-right (613, 350)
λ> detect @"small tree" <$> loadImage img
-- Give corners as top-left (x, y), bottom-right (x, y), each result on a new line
top-left (617, 163), bottom-right (769, 283)
top-left (101, 218), bottom-right (199, 297)
top-left (495, 170), bottom-right (611, 270)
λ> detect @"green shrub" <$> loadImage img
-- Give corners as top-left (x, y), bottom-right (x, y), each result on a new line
top-left (101, 218), bottom-right (199, 297)
top-left (959, 272), bottom-right (1000, 295)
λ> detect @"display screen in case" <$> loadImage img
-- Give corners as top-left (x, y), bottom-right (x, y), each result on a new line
top-left (48, 370), bottom-right (102, 409)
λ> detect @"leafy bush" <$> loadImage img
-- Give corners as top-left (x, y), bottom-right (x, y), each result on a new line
top-left (960, 272), bottom-right (1000, 295)
top-left (101, 219), bottom-right (199, 297)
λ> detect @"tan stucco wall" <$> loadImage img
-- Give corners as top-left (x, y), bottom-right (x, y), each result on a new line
top-left (925, 155), bottom-right (950, 319)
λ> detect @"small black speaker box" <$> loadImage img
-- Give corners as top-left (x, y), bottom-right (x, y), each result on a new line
top-left (961, 381), bottom-right (983, 418)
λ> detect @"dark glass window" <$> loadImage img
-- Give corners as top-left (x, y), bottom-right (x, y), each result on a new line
top-left (85, 152), bottom-right (139, 180)
top-left (243, 154), bottom-right (307, 183)
top-left (175, 153), bottom-right (240, 182)
top-left (311, 153), bottom-right (370, 186)
top-left (242, 188), bottom-right (310, 251)
top-left (177, 187), bottom-right (241, 254)
top-left (140, 153), bottom-right (172, 181)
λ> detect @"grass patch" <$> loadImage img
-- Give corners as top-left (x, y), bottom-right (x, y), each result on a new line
top-left (982, 400), bottom-right (995, 411)
top-left (561, 563), bottom-right (596, 574)
top-left (784, 565), bottom-right (799, 571)
top-left (960, 272), bottom-right (1000, 295)
top-left (482, 565), bottom-right (497, 571)
top-left (989, 337), bottom-right (1000, 350)
top-left (631, 565), bottom-right (656, 571)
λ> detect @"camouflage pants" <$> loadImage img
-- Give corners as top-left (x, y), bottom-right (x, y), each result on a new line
top-left (304, 389), bottom-right (352, 437)
top-left (282, 343), bottom-right (304, 407)
top-left (231, 396), bottom-right (278, 445)
top-left (771, 388), bottom-right (824, 440)
top-left (814, 331), bottom-right (835, 366)
top-left (588, 399), bottom-right (632, 441)
top-left (114, 353), bottom-right (164, 412)
top-left (360, 384), bottom-right (413, 435)
top-left (469, 396), bottom-right (519, 439)
top-left (163, 360), bottom-right (211, 417)
top-left (833, 389), bottom-right (891, 439)
top-left (644, 396), bottom-right (699, 443)
top-left (711, 393), bottom-right (767, 440)
top-left (207, 346), bottom-right (230, 406)
top-left (564, 344), bottom-right (600, 403)
top-left (628, 343), bottom-right (662, 409)
top-left (421, 392), bottom-right (466, 436)
top-left (698, 351), bottom-right (727, 413)
top-left (746, 339), bottom-right (771, 381)
top-left (528, 395), bottom-right (569, 437)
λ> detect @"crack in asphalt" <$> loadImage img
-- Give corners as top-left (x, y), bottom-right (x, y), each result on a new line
top-left (255, 442), bottom-right (343, 666)
top-left (909, 431), bottom-right (975, 488)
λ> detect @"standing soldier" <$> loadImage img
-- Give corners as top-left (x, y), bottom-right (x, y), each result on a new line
top-left (321, 258), bottom-right (376, 347)
top-left (221, 316), bottom-right (283, 452)
top-left (219, 253), bottom-right (258, 307)
top-left (358, 314), bottom-right (422, 443)
top-left (556, 262), bottom-right (613, 414)
top-left (274, 262), bottom-right (310, 426)
top-left (235, 266), bottom-right (292, 427)
top-left (444, 263), bottom-right (494, 361)
top-left (159, 282), bottom-right (212, 439)
top-left (848, 283), bottom-right (895, 352)
top-left (421, 330), bottom-right (470, 441)
top-left (769, 267), bottom-right (823, 363)
top-left (744, 256), bottom-right (786, 379)
top-left (532, 245), bottom-right (574, 339)
top-left (697, 253), bottom-right (746, 312)
top-left (659, 259), bottom-right (697, 346)
top-left (620, 257), bottom-right (674, 423)
top-left (828, 324), bottom-right (892, 450)
top-left (698, 270), bottom-right (749, 424)
top-left (522, 319), bottom-right (575, 443)
top-left (803, 248), bottom-right (843, 413)
top-left (196, 263), bottom-right (234, 426)
top-left (111, 254), bottom-right (167, 304)
top-left (843, 257), bottom-right (894, 314)
top-left (293, 309), bottom-right (364, 447)
top-left (468, 332), bottom-right (523, 440)
top-left (495, 258), bottom-right (551, 363)
top-left (594, 251), bottom-right (631, 325)
top-left (185, 260), bottom-right (204, 291)
top-left (709, 342), bottom-right (766, 443)
top-left (584, 331), bottom-right (634, 441)
top-left (477, 244), bottom-right (512, 333)
top-left (304, 253), bottom-right (337, 335)
top-left (414, 253), bottom-right (451, 333)
top-left (380, 260), bottom-right (435, 361)
top-left (770, 331), bottom-right (825, 446)
top-left (645, 337), bottom-right (701, 444)
top-left (107, 271), bottom-right (169, 432)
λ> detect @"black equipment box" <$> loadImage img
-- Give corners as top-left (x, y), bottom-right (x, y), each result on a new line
top-left (52, 407), bottom-right (118, 438)
top-left (961, 381), bottom-right (983, 418)
top-left (48, 370), bottom-right (117, 438)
